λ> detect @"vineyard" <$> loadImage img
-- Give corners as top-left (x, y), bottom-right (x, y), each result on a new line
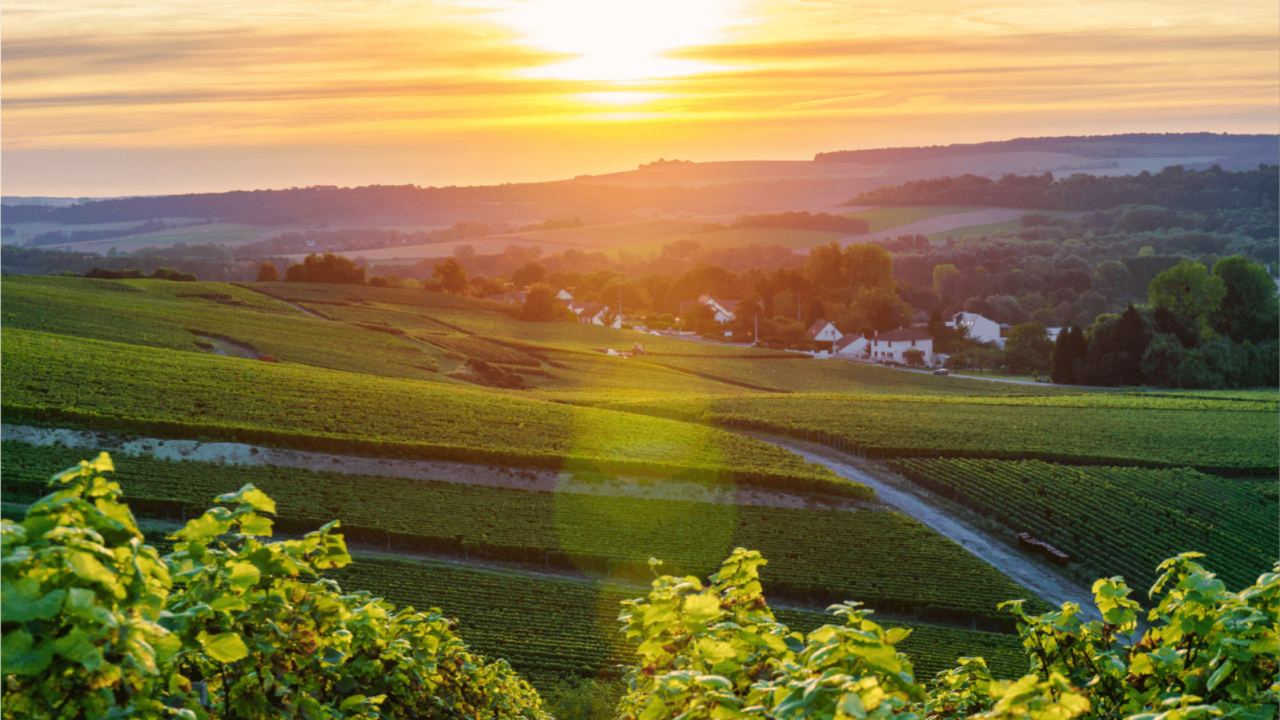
top-left (324, 556), bottom-right (1030, 688)
top-left (886, 457), bottom-right (1279, 591)
top-left (425, 335), bottom-right (543, 366)
top-left (0, 441), bottom-right (1042, 625)
top-left (604, 393), bottom-right (1279, 474)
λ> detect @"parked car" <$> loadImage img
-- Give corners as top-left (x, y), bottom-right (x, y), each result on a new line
top-left (933, 368), bottom-right (949, 376)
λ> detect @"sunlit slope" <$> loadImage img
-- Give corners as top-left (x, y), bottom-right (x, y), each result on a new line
top-left (1, 329), bottom-right (862, 495)
top-left (602, 393), bottom-right (1279, 473)
top-left (2, 441), bottom-right (1044, 625)
top-left (1, 275), bottom-right (447, 380)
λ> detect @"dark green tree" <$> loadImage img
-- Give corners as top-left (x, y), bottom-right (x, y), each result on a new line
top-left (1078, 304), bottom-right (1151, 386)
top-left (803, 298), bottom-right (827, 327)
top-left (1211, 255), bottom-right (1279, 344)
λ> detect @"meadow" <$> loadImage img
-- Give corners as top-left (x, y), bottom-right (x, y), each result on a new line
top-left (845, 206), bottom-right (979, 233)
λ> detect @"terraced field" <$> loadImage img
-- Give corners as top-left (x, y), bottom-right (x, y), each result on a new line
top-left (605, 393), bottom-right (1279, 474)
top-left (887, 458), bottom-right (1278, 591)
top-left (2, 329), bottom-right (862, 496)
top-left (2, 441), bottom-right (1040, 624)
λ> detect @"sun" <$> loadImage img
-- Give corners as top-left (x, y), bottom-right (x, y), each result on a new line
top-left (488, 0), bottom-right (744, 82)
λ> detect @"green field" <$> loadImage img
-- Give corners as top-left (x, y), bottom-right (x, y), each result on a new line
top-left (886, 457), bottom-right (1278, 592)
top-left (611, 227), bottom-right (850, 256)
top-left (326, 556), bottom-right (1030, 689)
top-left (2, 329), bottom-right (866, 496)
top-left (926, 218), bottom-right (1025, 242)
top-left (0, 441), bottom-right (1042, 624)
top-left (602, 393), bottom-right (1279, 474)
top-left (845, 206), bottom-right (980, 233)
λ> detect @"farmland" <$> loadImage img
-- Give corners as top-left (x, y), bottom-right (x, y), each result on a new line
top-left (0, 441), bottom-right (1043, 624)
top-left (886, 458), bottom-right (1278, 591)
top-left (2, 329), bottom-right (863, 496)
top-left (845, 206), bottom-right (979, 233)
top-left (603, 393), bottom-right (1279, 474)
top-left (3, 268), bottom-right (1277, 710)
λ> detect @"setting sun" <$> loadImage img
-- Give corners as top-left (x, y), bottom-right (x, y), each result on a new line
top-left (485, 0), bottom-right (746, 82)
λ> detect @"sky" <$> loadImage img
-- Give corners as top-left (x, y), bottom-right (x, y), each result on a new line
top-left (2, 0), bottom-right (1277, 196)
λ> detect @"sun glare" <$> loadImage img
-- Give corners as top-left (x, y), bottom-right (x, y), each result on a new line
top-left (575, 91), bottom-right (668, 106)
top-left (488, 0), bottom-right (744, 82)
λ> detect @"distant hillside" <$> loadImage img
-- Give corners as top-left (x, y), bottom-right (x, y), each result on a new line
top-left (816, 133), bottom-right (1279, 169)
top-left (847, 163), bottom-right (1279, 212)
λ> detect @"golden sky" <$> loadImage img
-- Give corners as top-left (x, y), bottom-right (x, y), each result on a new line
top-left (2, 0), bottom-right (1277, 195)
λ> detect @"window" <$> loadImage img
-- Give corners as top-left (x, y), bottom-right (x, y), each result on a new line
top-left (911, 340), bottom-right (916, 347)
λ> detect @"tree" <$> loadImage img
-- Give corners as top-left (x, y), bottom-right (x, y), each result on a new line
top-left (433, 257), bottom-right (470, 294)
top-left (1049, 323), bottom-right (1088, 384)
top-left (803, 298), bottom-right (827, 327)
top-left (1003, 323), bottom-right (1053, 375)
top-left (256, 262), bottom-right (280, 282)
top-left (1078, 304), bottom-right (1151, 386)
top-left (932, 263), bottom-right (960, 297)
top-left (284, 252), bottom-right (366, 285)
top-left (1148, 260), bottom-right (1226, 335)
top-left (521, 282), bottom-right (560, 321)
top-left (903, 348), bottom-right (925, 367)
top-left (1211, 254), bottom-right (1280, 344)
top-left (512, 261), bottom-right (547, 288)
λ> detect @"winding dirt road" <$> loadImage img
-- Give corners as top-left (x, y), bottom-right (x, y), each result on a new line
top-left (751, 435), bottom-right (1101, 620)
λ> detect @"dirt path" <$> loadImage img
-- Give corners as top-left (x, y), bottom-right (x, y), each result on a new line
top-left (0, 425), bottom-right (861, 513)
top-left (747, 434), bottom-right (1100, 620)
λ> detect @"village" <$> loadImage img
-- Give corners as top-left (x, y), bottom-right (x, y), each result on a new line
top-left (489, 286), bottom-right (1061, 374)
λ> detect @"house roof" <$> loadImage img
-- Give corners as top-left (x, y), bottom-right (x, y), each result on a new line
top-left (805, 319), bottom-right (836, 340)
top-left (577, 302), bottom-right (606, 317)
top-left (833, 334), bottom-right (867, 350)
top-left (874, 328), bottom-right (933, 342)
top-left (715, 299), bottom-right (741, 311)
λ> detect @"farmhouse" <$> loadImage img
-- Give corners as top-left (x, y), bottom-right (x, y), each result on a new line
top-left (946, 312), bottom-right (1005, 348)
top-left (805, 319), bottom-right (842, 344)
top-left (575, 302), bottom-right (622, 328)
top-left (833, 334), bottom-right (869, 358)
top-left (870, 328), bottom-right (934, 364)
top-left (679, 295), bottom-right (740, 324)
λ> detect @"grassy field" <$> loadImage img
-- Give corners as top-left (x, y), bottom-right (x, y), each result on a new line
top-left (926, 219), bottom-right (1025, 242)
top-left (610, 227), bottom-right (850, 256)
top-left (845, 206), bottom-right (979, 233)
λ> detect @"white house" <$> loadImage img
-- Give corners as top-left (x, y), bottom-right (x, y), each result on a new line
top-left (1045, 326), bottom-right (1063, 343)
top-left (575, 302), bottom-right (622, 328)
top-left (870, 328), bottom-right (934, 364)
top-left (833, 334), bottom-right (869, 358)
top-left (679, 295), bottom-right (740, 324)
top-left (805, 320), bottom-right (842, 344)
top-left (946, 312), bottom-right (1004, 348)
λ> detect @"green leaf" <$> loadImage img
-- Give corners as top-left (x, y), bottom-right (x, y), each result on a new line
top-left (52, 627), bottom-right (105, 671)
top-left (841, 690), bottom-right (868, 720)
top-left (225, 486), bottom-right (277, 514)
top-left (339, 695), bottom-right (369, 711)
top-left (63, 587), bottom-right (118, 628)
top-left (1, 631), bottom-right (53, 676)
top-left (225, 562), bottom-right (261, 591)
top-left (175, 508), bottom-right (233, 542)
top-left (1, 581), bottom-right (66, 622)
top-left (238, 514), bottom-right (274, 537)
top-left (684, 594), bottom-right (723, 624)
top-left (198, 631), bottom-right (249, 663)
top-left (68, 551), bottom-right (121, 592)
top-left (1207, 660), bottom-right (1233, 691)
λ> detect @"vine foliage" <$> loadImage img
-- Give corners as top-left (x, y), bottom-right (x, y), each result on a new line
top-left (1, 453), bottom-right (547, 719)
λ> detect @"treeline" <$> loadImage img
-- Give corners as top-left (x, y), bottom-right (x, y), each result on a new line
top-left (23, 218), bottom-right (183, 247)
top-left (815, 132), bottom-right (1278, 165)
top-left (847, 164), bottom-right (1279, 212)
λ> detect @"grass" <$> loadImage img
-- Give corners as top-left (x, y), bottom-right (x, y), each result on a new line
top-left (845, 206), bottom-right (980, 233)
